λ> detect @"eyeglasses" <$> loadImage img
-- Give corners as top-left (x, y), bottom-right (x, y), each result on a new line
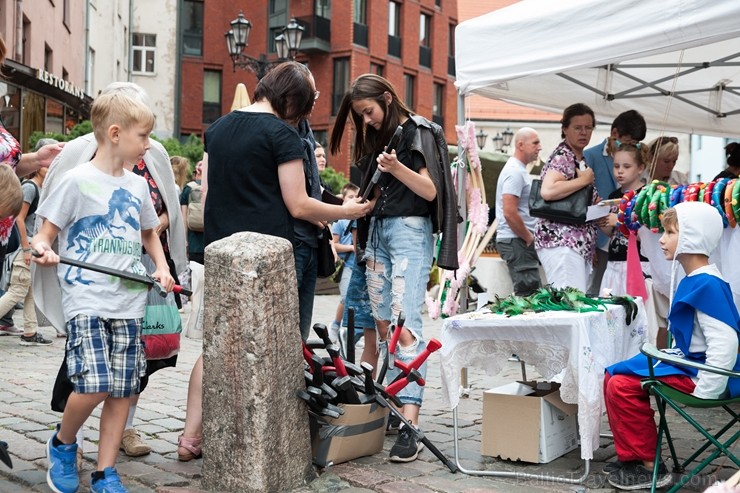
top-left (570, 125), bottom-right (594, 134)
top-left (314, 91), bottom-right (321, 100)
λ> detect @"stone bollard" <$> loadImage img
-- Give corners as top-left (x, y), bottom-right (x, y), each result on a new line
top-left (201, 232), bottom-right (313, 492)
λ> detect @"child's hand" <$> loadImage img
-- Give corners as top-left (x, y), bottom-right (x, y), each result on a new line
top-left (30, 241), bottom-right (59, 266)
top-left (152, 267), bottom-right (175, 293)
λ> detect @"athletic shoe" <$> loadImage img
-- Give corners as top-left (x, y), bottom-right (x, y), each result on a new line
top-left (602, 459), bottom-right (629, 474)
top-left (329, 321), bottom-right (340, 343)
top-left (19, 332), bottom-right (53, 346)
top-left (386, 412), bottom-right (401, 435)
top-left (120, 429), bottom-right (151, 457)
top-left (0, 325), bottom-right (23, 336)
top-left (389, 425), bottom-right (425, 462)
top-left (90, 467), bottom-right (128, 493)
top-left (46, 426), bottom-right (79, 493)
top-left (608, 461), bottom-right (670, 490)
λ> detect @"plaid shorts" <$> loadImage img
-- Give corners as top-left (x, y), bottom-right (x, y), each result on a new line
top-left (65, 315), bottom-right (147, 398)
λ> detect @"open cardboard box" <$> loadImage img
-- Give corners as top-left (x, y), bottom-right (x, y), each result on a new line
top-left (481, 381), bottom-right (579, 463)
top-left (309, 402), bottom-right (388, 467)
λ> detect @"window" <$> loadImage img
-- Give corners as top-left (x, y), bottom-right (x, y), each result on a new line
top-left (419, 13), bottom-right (432, 68)
top-left (420, 14), bottom-right (431, 48)
top-left (448, 23), bottom-right (456, 76)
top-left (433, 83), bottom-right (444, 126)
top-left (44, 44), bottom-right (53, 72)
top-left (270, 0), bottom-right (288, 14)
top-left (132, 34), bottom-right (156, 74)
top-left (354, 0), bottom-right (366, 24)
top-left (353, 0), bottom-right (368, 46)
top-left (388, 2), bottom-right (401, 57)
top-left (332, 57), bottom-right (350, 115)
top-left (315, 0), bottom-right (330, 18)
top-left (182, 0), bottom-right (204, 56)
top-left (63, 0), bottom-right (70, 30)
top-left (313, 130), bottom-right (328, 148)
top-left (22, 16), bottom-right (30, 65)
top-left (370, 63), bottom-right (384, 77)
top-left (404, 74), bottom-right (415, 110)
top-left (203, 70), bottom-right (222, 125)
top-left (436, 0), bottom-right (441, 6)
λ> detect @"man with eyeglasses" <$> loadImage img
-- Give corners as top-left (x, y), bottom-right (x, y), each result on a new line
top-left (583, 110), bottom-right (647, 297)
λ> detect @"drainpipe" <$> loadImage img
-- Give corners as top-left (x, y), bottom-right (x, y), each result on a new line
top-left (173, 0), bottom-right (181, 139)
top-left (128, 0), bottom-right (134, 81)
top-left (84, 0), bottom-right (90, 92)
top-left (15, 0), bottom-right (22, 61)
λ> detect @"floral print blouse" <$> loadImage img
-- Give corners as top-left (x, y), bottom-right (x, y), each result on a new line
top-left (534, 140), bottom-right (598, 262)
top-left (131, 159), bottom-right (169, 255)
top-left (0, 120), bottom-right (23, 252)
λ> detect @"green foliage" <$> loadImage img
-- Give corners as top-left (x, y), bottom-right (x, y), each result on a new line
top-left (151, 134), bottom-right (204, 171)
top-left (320, 166), bottom-right (349, 195)
top-left (28, 120), bottom-right (93, 149)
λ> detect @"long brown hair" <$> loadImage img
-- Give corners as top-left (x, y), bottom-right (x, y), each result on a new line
top-left (329, 74), bottom-right (412, 163)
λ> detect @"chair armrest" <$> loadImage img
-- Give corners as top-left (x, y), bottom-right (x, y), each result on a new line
top-left (640, 343), bottom-right (740, 378)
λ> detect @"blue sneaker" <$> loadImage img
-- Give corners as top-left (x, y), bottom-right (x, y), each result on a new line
top-left (90, 467), bottom-right (128, 493)
top-left (46, 427), bottom-right (79, 493)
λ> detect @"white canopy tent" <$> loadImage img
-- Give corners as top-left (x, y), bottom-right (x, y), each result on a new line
top-left (454, 0), bottom-right (740, 138)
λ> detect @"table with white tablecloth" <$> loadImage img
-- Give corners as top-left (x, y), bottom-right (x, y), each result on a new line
top-left (439, 301), bottom-right (647, 460)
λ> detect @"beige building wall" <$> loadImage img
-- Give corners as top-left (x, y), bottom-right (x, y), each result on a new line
top-left (131, 0), bottom-right (177, 138)
top-left (0, 0), bottom-right (85, 85)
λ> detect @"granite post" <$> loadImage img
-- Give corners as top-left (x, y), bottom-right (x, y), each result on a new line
top-left (201, 232), bottom-right (313, 492)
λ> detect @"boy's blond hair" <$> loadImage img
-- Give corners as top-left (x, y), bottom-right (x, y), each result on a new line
top-left (91, 92), bottom-right (154, 143)
top-left (0, 164), bottom-right (22, 218)
top-left (661, 207), bottom-right (678, 231)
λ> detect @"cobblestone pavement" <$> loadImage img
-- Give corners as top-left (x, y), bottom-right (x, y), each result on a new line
top-left (0, 295), bottom-right (734, 492)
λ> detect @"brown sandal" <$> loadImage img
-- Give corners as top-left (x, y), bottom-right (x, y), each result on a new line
top-left (177, 435), bottom-right (202, 461)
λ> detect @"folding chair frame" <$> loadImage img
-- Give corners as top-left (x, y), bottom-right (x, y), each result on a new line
top-left (640, 343), bottom-right (740, 493)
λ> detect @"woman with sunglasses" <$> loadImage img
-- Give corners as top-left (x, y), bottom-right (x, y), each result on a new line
top-left (534, 103), bottom-right (599, 292)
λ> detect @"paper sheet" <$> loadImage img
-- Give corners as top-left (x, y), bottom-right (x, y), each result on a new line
top-left (586, 204), bottom-right (611, 221)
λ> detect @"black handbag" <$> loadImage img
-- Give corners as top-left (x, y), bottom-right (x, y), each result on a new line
top-left (316, 226), bottom-right (336, 278)
top-left (529, 179), bottom-right (593, 225)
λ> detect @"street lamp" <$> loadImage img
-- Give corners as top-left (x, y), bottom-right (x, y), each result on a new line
top-left (492, 133), bottom-right (504, 152)
top-left (501, 127), bottom-right (514, 150)
top-left (224, 11), bottom-right (305, 79)
top-left (475, 129), bottom-right (488, 150)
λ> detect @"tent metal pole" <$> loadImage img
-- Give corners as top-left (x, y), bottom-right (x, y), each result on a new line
top-left (456, 92), bottom-right (469, 390)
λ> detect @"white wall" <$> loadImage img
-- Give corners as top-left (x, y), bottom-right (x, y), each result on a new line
top-left (690, 135), bottom-right (728, 183)
top-left (86, 0), bottom-right (131, 96)
top-left (131, 0), bottom-right (178, 138)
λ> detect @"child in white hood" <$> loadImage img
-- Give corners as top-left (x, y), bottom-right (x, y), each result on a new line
top-left (602, 201), bottom-right (740, 491)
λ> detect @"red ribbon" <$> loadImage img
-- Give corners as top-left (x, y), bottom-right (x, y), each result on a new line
top-left (625, 231), bottom-right (648, 300)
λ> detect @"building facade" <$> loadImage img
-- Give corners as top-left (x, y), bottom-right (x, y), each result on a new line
top-left (0, 0), bottom-right (90, 150)
top-left (177, 0), bottom-right (458, 175)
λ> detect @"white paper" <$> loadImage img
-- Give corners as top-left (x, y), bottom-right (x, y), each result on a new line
top-left (586, 204), bottom-right (610, 221)
top-left (477, 291), bottom-right (490, 311)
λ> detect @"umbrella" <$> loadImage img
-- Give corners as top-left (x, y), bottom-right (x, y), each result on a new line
top-left (230, 83), bottom-right (251, 112)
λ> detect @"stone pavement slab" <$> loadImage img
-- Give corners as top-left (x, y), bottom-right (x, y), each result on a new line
top-left (0, 295), bottom-right (732, 492)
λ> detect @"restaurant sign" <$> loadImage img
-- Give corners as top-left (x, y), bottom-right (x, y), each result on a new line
top-left (36, 68), bottom-right (86, 99)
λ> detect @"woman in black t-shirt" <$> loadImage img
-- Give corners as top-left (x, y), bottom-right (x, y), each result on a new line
top-left (329, 74), bottom-right (441, 463)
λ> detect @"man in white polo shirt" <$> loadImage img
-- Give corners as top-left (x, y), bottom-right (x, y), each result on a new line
top-left (495, 127), bottom-right (543, 296)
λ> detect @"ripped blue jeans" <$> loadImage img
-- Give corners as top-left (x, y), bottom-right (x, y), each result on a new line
top-left (365, 216), bottom-right (433, 406)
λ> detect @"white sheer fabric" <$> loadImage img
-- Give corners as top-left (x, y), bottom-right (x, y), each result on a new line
top-left (439, 301), bottom-right (647, 460)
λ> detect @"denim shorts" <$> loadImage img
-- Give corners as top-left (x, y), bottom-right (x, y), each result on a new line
top-left (365, 215), bottom-right (433, 406)
top-left (65, 315), bottom-right (146, 398)
top-left (342, 262), bottom-right (375, 329)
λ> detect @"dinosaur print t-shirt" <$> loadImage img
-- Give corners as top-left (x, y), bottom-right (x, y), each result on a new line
top-left (36, 162), bottom-right (159, 322)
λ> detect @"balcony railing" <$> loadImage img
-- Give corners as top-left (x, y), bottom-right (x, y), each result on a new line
top-left (419, 46), bottom-right (431, 68)
top-left (353, 22), bottom-right (368, 47)
top-left (448, 55), bottom-right (455, 76)
top-left (388, 35), bottom-right (401, 58)
top-left (295, 15), bottom-right (331, 53)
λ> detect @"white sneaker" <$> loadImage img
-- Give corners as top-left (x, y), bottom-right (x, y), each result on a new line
top-left (329, 321), bottom-right (340, 343)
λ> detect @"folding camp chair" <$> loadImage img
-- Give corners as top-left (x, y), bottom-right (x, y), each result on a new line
top-left (640, 343), bottom-right (740, 493)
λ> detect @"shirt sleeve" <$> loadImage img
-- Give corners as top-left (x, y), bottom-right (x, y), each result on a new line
top-left (36, 173), bottom-right (78, 231)
top-left (691, 310), bottom-right (739, 399)
top-left (501, 169), bottom-right (525, 198)
top-left (180, 186), bottom-right (191, 206)
top-left (22, 182), bottom-right (36, 204)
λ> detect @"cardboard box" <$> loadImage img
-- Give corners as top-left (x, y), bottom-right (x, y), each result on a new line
top-left (481, 381), bottom-right (579, 463)
top-left (309, 402), bottom-right (388, 467)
